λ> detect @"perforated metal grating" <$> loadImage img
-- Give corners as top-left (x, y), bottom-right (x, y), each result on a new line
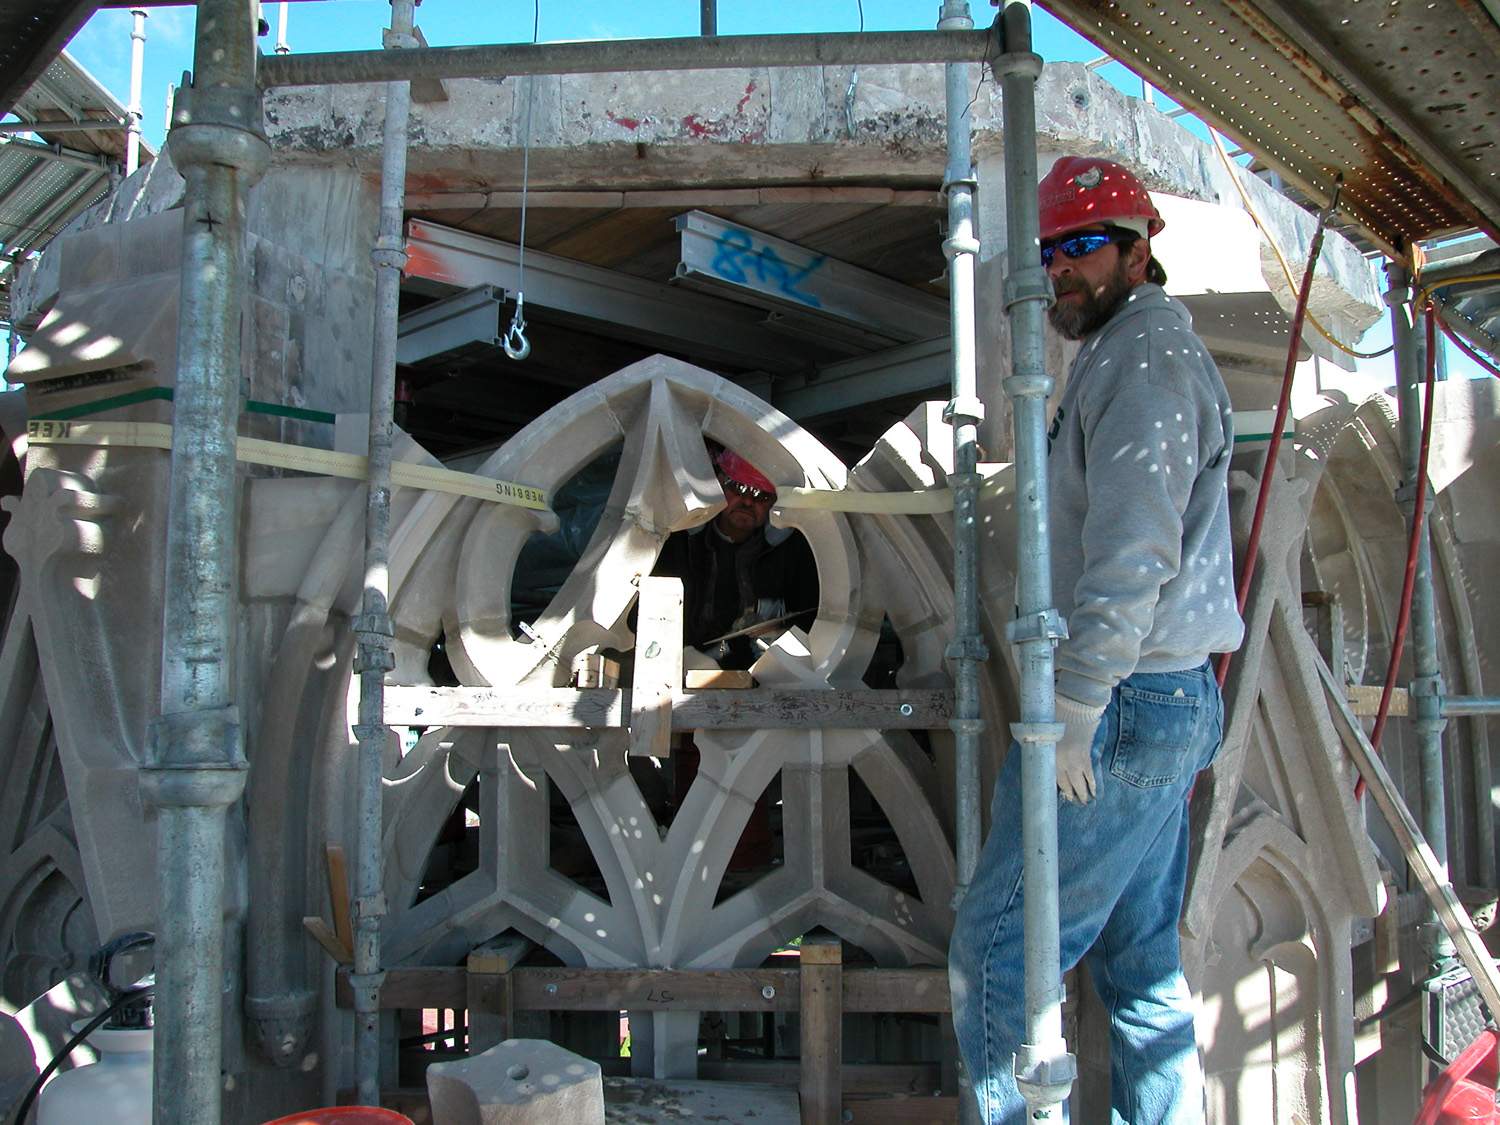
top-left (1041, 0), bottom-right (1500, 258)
top-left (1425, 963), bottom-right (1496, 1063)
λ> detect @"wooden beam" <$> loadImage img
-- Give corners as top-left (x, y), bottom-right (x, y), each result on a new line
top-left (384, 686), bottom-right (952, 730)
top-left (325, 845), bottom-right (354, 956)
top-left (800, 931), bottom-right (844, 1125)
top-left (466, 933), bottom-right (535, 1051)
top-left (631, 576), bottom-right (683, 758)
top-left (337, 964), bottom-right (951, 1014)
top-left (1317, 656), bottom-right (1500, 1018)
top-left (844, 1094), bottom-right (959, 1123)
top-left (698, 1061), bottom-right (941, 1094)
top-left (1346, 683), bottom-right (1410, 717)
top-left (404, 186), bottom-right (947, 212)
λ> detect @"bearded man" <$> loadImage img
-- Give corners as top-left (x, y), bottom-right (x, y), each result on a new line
top-left (949, 156), bottom-right (1244, 1123)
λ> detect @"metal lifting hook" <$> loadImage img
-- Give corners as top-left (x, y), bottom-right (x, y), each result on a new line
top-left (503, 293), bottom-right (530, 360)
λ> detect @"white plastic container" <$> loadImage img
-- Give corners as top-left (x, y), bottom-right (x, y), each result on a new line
top-left (36, 1024), bottom-right (153, 1125)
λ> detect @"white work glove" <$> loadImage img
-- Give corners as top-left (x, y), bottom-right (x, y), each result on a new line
top-left (1054, 694), bottom-right (1106, 805)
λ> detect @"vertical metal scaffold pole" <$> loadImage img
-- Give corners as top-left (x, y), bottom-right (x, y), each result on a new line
top-left (143, 1), bottom-right (267, 1122)
top-left (939, 7), bottom-right (988, 1121)
top-left (939, 0), bottom-right (984, 924)
top-left (997, 2), bottom-right (1075, 1119)
top-left (126, 8), bottom-right (147, 175)
top-left (351, 0), bottom-right (416, 1104)
top-left (1386, 263), bottom-right (1455, 969)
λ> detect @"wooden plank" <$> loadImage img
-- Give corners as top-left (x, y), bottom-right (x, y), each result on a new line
top-left (467, 934), bottom-right (534, 1051)
top-left (486, 190), bottom-right (624, 209)
top-left (631, 576), bottom-right (683, 758)
top-left (406, 191), bottom-right (486, 210)
top-left (514, 967), bottom-right (801, 1012)
top-left (622, 188), bottom-right (762, 208)
top-left (468, 933), bottom-right (535, 975)
top-left (302, 916), bottom-right (350, 964)
top-left (325, 844), bottom-right (354, 956)
top-left (1317, 656), bottom-right (1500, 1017)
top-left (684, 669), bottom-right (756, 689)
top-left (699, 1061), bottom-right (940, 1094)
top-left (758, 187), bottom-right (897, 205)
top-left (340, 964), bottom-right (950, 1014)
top-left (844, 1094), bottom-right (959, 1123)
top-left (844, 969), bottom-right (949, 1013)
top-left (385, 686), bottom-right (952, 730)
top-left (1346, 682), bottom-right (1409, 717)
top-left (800, 932), bottom-right (844, 1125)
top-left (337, 966), bottom-right (468, 1011)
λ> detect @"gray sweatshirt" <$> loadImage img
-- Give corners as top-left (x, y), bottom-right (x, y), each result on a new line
top-left (1046, 283), bottom-right (1245, 709)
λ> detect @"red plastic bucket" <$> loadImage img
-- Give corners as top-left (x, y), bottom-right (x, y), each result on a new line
top-left (1416, 1028), bottom-right (1500, 1125)
top-left (261, 1109), bottom-right (414, 1125)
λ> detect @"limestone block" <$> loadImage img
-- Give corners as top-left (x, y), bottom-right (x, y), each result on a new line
top-left (425, 1038), bottom-right (603, 1125)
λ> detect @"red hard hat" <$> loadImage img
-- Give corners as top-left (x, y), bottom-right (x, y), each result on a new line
top-left (716, 449), bottom-right (776, 496)
top-left (1038, 156), bottom-right (1164, 242)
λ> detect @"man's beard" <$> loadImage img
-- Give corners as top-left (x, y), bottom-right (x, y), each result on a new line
top-left (1048, 257), bottom-right (1134, 341)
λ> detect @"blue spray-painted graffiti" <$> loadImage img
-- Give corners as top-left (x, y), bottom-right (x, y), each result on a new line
top-left (709, 227), bottom-right (827, 308)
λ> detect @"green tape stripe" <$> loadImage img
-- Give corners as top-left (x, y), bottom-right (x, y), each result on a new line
top-left (245, 400), bottom-right (337, 425)
top-left (34, 387), bottom-right (334, 426)
top-left (1234, 431), bottom-right (1294, 443)
top-left (33, 387), bottom-right (173, 420)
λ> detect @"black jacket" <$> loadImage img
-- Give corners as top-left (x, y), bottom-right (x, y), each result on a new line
top-left (652, 522), bottom-right (819, 670)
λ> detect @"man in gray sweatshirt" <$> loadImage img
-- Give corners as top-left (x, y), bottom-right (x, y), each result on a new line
top-left (950, 156), bottom-right (1245, 1124)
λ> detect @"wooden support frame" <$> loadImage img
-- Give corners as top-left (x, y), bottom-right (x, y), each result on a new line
top-left (799, 931), bottom-right (844, 1125)
top-left (465, 933), bottom-right (534, 1052)
top-left (343, 956), bottom-right (952, 1121)
top-left (385, 686), bottom-right (952, 730)
top-left (337, 963), bottom-right (951, 1015)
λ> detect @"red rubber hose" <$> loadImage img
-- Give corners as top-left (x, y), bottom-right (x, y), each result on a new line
top-left (1215, 186), bottom-right (1341, 689)
top-left (1355, 304), bottom-right (1439, 798)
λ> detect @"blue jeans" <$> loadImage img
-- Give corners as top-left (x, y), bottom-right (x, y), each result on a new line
top-left (949, 663), bottom-right (1224, 1124)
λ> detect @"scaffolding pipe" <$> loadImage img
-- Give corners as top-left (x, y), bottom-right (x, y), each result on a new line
top-left (938, 6), bottom-right (985, 1116)
top-left (141, 1), bottom-right (267, 1122)
top-left (127, 8), bottom-right (147, 174)
top-left (1387, 264), bottom-right (1455, 968)
top-left (351, 0), bottom-right (416, 1104)
top-left (996, 3), bottom-right (1073, 1119)
top-left (701, 0), bottom-right (717, 37)
top-left (940, 0), bottom-right (983, 913)
top-left (257, 29), bottom-right (997, 88)
top-left (1443, 696), bottom-right (1500, 716)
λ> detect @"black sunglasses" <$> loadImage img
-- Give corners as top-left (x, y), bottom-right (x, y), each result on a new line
top-left (1040, 228), bottom-right (1135, 268)
top-left (719, 476), bottom-right (775, 503)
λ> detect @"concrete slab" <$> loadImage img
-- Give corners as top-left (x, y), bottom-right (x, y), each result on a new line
top-left (602, 1077), bottom-right (799, 1124)
top-left (426, 1038), bottom-right (604, 1125)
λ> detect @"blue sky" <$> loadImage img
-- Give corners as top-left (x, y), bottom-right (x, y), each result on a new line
top-left (8, 1), bottom-right (1488, 382)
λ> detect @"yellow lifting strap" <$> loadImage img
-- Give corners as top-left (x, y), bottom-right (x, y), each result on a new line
top-left (24, 419), bottom-right (551, 511)
top-left (22, 418), bottom-right (974, 516)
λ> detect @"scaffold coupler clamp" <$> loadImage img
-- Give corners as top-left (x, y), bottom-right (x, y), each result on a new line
top-left (1014, 1042), bottom-right (1077, 1119)
top-left (1004, 266), bottom-right (1054, 315)
top-left (1393, 477), bottom-right (1436, 520)
top-left (353, 612), bottom-right (396, 675)
top-left (946, 633), bottom-right (991, 665)
top-left (944, 398), bottom-right (987, 427)
top-left (1410, 672), bottom-right (1449, 737)
top-left (1005, 608), bottom-right (1067, 648)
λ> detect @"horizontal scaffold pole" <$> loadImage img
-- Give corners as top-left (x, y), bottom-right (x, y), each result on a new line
top-left (258, 29), bottom-right (999, 88)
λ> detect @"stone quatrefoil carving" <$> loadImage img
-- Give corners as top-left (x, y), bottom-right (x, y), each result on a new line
top-left (367, 357), bottom-right (966, 979)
